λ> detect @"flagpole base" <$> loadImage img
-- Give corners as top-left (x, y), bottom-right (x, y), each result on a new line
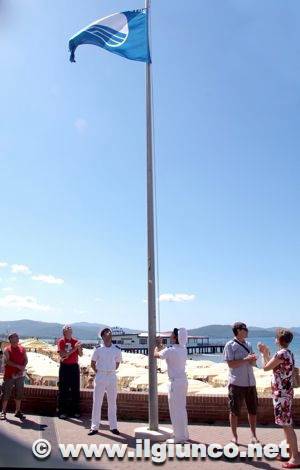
top-left (134, 426), bottom-right (173, 442)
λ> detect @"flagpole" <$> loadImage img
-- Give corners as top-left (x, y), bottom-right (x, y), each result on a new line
top-left (145, 0), bottom-right (158, 431)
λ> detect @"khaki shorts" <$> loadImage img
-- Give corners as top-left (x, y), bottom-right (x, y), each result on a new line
top-left (2, 376), bottom-right (25, 400)
top-left (228, 384), bottom-right (258, 416)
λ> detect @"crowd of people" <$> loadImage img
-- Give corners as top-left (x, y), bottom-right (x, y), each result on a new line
top-left (0, 322), bottom-right (300, 468)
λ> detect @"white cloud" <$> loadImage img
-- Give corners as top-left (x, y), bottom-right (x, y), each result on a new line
top-left (159, 293), bottom-right (196, 303)
top-left (0, 261), bottom-right (8, 269)
top-left (2, 287), bottom-right (13, 292)
top-left (11, 264), bottom-right (31, 275)
top-left (94, 297), bottom-right (103, 303)
top-left (74, 118), bottom-right (88, 133)
top-left (32, 274), bottom-right (64, 285)
top-left (0, 295), bottom-right (50, 312)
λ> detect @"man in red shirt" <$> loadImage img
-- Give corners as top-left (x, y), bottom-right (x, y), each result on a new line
top-left (57, 324), bottom-right (82, 419)
top-left (0, 332), bottom-right (28, 421)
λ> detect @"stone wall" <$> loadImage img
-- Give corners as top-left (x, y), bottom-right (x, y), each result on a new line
top-left (2, 385), bottom-right (300, 425)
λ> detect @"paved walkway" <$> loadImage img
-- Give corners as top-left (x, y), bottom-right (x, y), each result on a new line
top-left (0, 413), bottom-right (298, 469)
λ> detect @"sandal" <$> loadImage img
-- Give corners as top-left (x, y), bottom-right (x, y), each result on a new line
top-left (276, 455), bottom-right (290, 462)
top-left (230, 438), bottom-right (239, 445)
top-left (250, 437), bottom-right (260, 444)
top-left (282, 463), bottom-right (300, 469)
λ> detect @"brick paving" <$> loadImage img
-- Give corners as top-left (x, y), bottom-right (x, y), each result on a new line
top-left (0, 413), bottom-right (299, 469)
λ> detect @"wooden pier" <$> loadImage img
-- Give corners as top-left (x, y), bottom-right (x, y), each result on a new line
top-left (118, 343), bottom-right (225, 356)
top-left (82, 333), bottom-right (225, 356)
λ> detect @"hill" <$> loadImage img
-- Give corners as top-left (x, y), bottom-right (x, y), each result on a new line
top-left (0, 320), bottom-right (298, 341)
top-left (188, 324), bottom-right (299, 338)
top-left (0, 320), bottom-right (139, 340)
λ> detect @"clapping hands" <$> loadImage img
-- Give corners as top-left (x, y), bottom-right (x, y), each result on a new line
top-left (257, 342), bottom-right (269, 355)
top-left (74, 341), bottom-right (82, 351)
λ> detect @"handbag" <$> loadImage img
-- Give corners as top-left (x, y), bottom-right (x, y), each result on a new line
top-left (289, 350), bottom-right (300, 388)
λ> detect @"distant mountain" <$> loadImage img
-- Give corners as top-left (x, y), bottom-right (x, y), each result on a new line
top-left (72, 322), bottom-right (139, 334)
top-left (188, 324), bottom-right (233, 338)
top-left (0, 320), bottom-right (140, 340)
top-left (0, 320), bottom-right (298, 341)
top-left (188, 324), bottom-right (300, 338)
top-left (0, 320), bottom-right (67, 340)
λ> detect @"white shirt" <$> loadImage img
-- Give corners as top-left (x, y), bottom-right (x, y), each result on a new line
top-left (91, 344), bottom-right (122, 373)
top-left (159, 344), bottom-right (187, 380)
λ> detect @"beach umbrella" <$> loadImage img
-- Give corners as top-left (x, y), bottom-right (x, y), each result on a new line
top-left (129, 373), bottom-right (167, 392)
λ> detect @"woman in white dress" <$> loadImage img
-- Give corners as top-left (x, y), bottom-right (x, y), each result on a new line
top-left (154, 327), bottom-right (189, 443)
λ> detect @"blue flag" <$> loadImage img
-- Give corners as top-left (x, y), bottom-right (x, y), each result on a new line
top-left (69, 9), bottom-right (151, 64)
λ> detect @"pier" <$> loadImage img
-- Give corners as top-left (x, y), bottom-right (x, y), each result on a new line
top-left (119, 343), bottom-right (225, 356)
top-left (81, 343), bottom-right (225, 355)
top-left (82, 330), bottom-right (225, 356)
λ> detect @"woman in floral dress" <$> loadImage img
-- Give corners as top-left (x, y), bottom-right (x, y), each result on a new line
top-left (259, 328), bottom-right (300, 469)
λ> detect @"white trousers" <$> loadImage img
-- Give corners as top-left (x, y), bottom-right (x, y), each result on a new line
top-left (168, 378), bottom-right (189, 441)
top-left (91, 374), bottom-right (118, 431)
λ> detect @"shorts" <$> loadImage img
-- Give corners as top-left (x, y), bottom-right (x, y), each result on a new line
top-left (2, 376), bottom-right (25, 400)
top-left (228, 384), bottom-right (258, 416)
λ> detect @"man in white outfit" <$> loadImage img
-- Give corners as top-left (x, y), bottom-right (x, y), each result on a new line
top-left (154, 327), bottom-right (189, 444)
top-left (88, 328), bottom-right (122, 436)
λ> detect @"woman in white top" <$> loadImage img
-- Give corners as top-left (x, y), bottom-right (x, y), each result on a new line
top-left (154, 327), bottom-right (189, 443)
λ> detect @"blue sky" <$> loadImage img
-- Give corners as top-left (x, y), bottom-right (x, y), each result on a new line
top-left (0, 0), bottom-right (300, 330)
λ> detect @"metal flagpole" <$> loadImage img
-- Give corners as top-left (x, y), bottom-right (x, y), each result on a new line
top-left (145, 0), bottom-right (158, 431)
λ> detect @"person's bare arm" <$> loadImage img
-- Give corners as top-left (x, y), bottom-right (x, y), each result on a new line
top-left (59, 342), bottom-right (82, 361)
top-left (263, 355), bottom-right (283, 372)
top-left (75, 342), bottom-right (83, 357)
top-left (154, 337), bottom-right (165, 359)
top-left (58, 350), bottom-right (68, 360)
top-left (57, 341), bottom-right (68, 360)
top-left (227, 354), bottom-right (257, 369)
top-left (91, 360), bottom-right (97, 374)
top-left (258, 344), bottom-right (278, 371)
top-left (154, 345), bottom-right (166, 359)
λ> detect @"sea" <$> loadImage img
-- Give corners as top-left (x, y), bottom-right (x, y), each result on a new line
top-left (191, 336), bottom-right (300, 368)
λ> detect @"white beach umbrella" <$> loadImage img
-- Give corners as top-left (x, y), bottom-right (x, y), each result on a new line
top-left (129, 373), bottom-right (167, 392)
top-left (26, 352), bottom-right (59, 382)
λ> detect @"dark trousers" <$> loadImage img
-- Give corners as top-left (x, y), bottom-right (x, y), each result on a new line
top-left (58, 363), bottom-right (80, 415)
